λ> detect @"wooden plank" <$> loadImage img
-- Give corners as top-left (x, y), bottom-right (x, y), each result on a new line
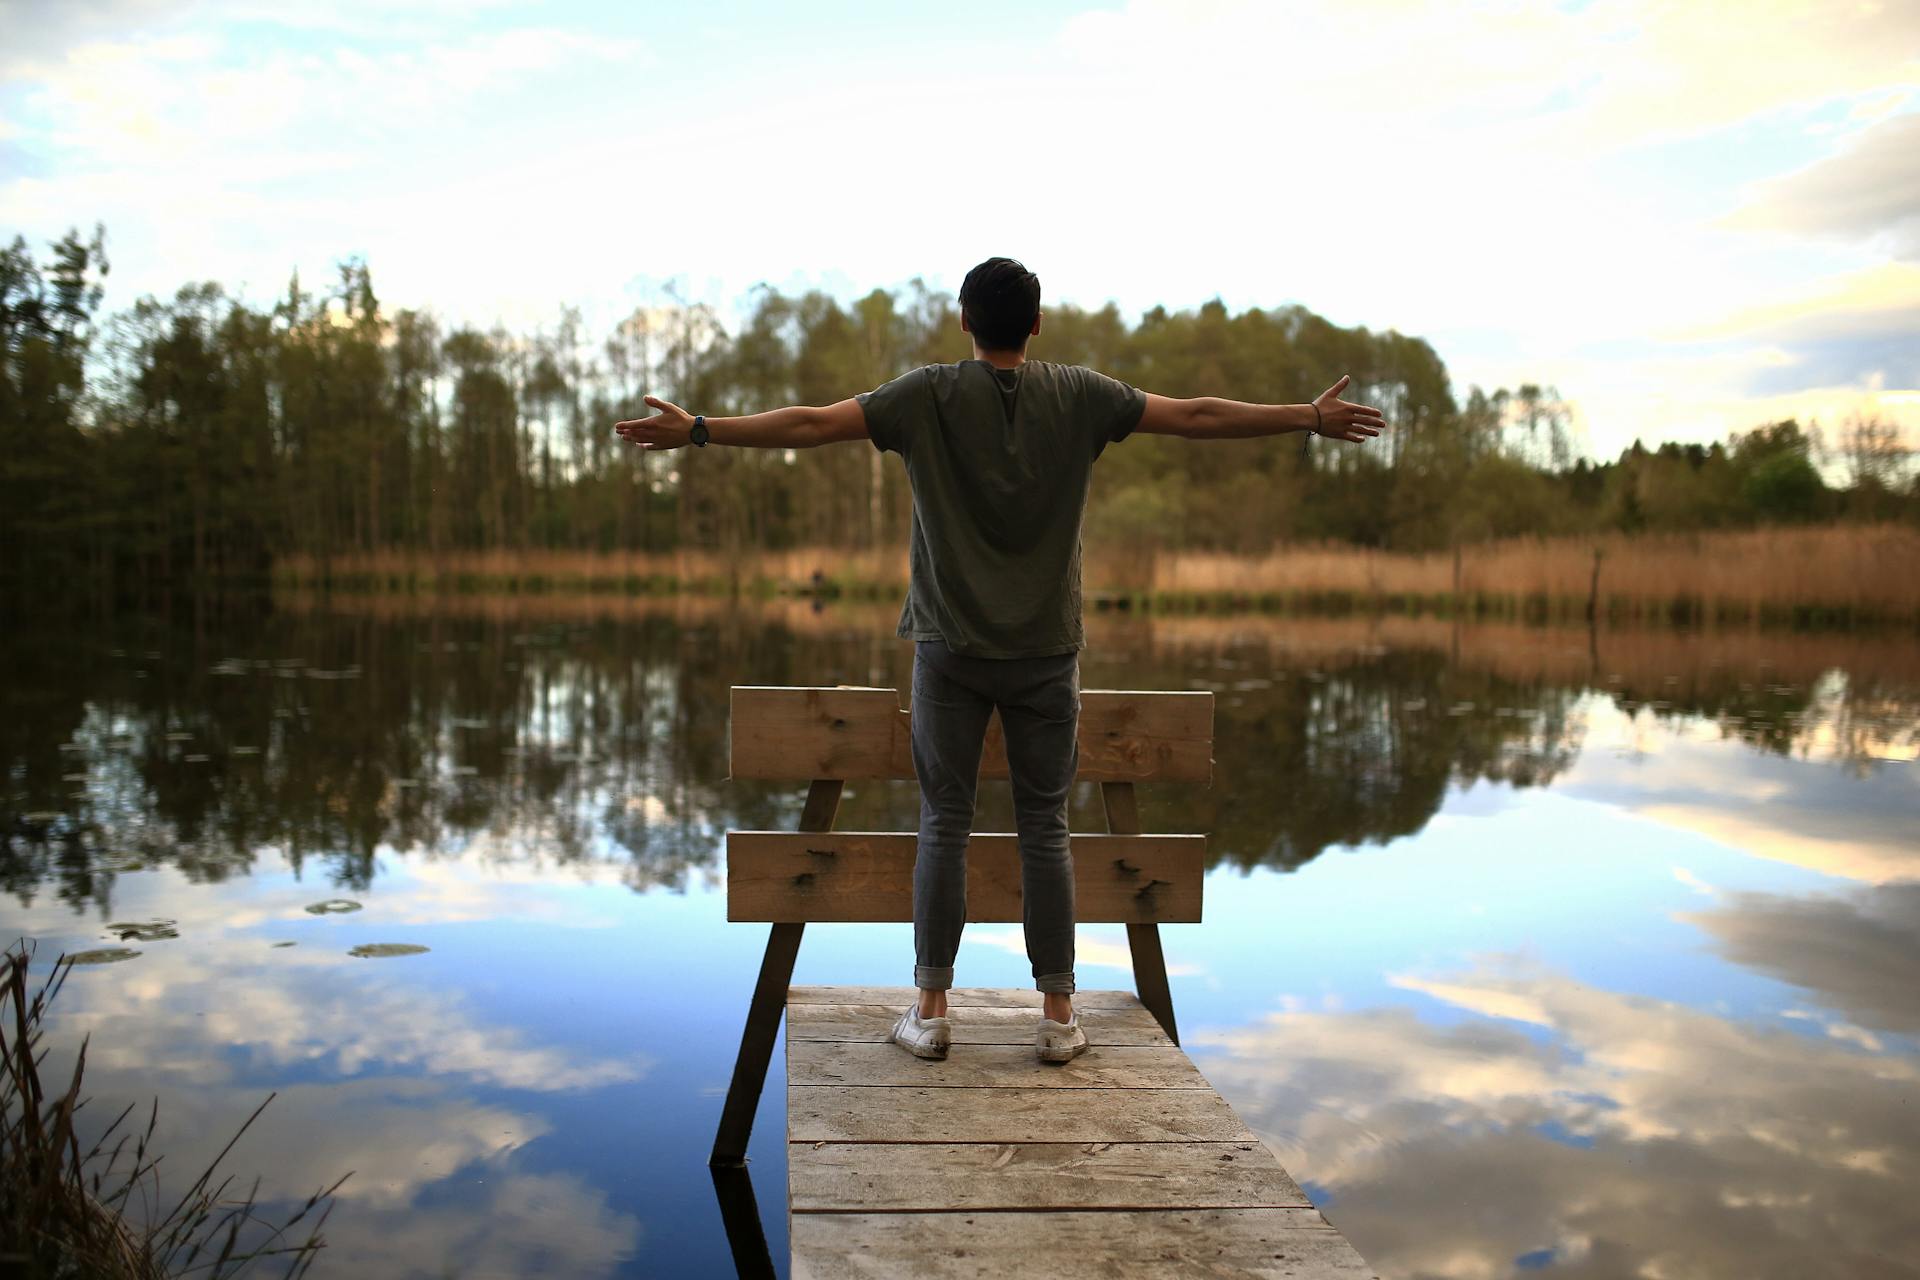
top-left (791, 1209), bottom-right (1377, 1280)
top-left (788, 1041), bottom-right (1211, 1090)
top-left (789, 1085), bottom-right (1254, 1144)
top-left (728, 686), bottom-right (1215, 783)
top-left (787, 1002), bottom-right (1172, 1046)
top-left (730, 686), bottom-right (901, 783)
top-left (727, 832), bottom-right (1203, 923)
top-left (789, 1141), bottom-right (1309, 1213)
top-left (788, 986), bottom-right (1148, 1009)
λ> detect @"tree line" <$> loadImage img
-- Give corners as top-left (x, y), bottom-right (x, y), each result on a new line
top-left (3, 226), bottom-right (1913, 604)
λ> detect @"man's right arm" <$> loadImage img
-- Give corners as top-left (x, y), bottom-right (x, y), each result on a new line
top-left (1136, 375), bottom-right (1386, 443)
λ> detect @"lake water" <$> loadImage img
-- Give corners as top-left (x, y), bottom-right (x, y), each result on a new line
top-left (4, 598), bottom-right (1917, 1279)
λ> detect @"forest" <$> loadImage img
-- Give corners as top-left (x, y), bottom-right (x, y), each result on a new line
top-left (3, 225), bottom-right (1915, 607)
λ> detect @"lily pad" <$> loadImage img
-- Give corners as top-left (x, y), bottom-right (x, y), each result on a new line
top-left (349, 943), bottom-right (429, 959)
top-left (67, 948), bottom-right (141, 965)
top-left (108, 920), bottom-right (178, 942)
top-left (304, 899), bottom-right (363, 915)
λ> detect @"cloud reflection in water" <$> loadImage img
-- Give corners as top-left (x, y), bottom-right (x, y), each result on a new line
top-left (1199, 952), bottom-right (1920, 1279)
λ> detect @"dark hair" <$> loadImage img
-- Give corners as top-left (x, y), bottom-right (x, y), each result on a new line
top-left (959, 257), bottom-right (1041, 352)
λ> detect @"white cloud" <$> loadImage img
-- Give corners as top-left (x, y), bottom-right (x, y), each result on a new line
top-left (1683, 262), bottom-right (1920, 346)
top-left (3, 0), bottom-right (1917, 453)
top-left (1730, 113), bottom-right (1920, 259)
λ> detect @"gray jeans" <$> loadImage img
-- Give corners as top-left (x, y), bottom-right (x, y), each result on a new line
top-left (910, 638), bottom-right (1079, 996)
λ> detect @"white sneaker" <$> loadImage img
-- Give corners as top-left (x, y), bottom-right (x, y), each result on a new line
top-left (889, 1006), bottom-right (952, 1060)
top-left (1037, 1015), bottom-right (1088, 1063)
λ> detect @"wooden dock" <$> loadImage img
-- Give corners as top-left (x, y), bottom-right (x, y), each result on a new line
top-left (709, 686), bottom-right (1373, 1275)
top-left (785, 985), bottom-right (1376, 1279)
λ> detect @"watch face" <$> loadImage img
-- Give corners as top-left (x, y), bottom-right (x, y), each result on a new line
top-left (691, 418), bottom-right (709, 446)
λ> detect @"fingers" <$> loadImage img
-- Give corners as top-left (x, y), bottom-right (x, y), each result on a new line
top-left (1337, 403), bottom-right (1386, 434)
top-left (1321, 373), bottom-right (1351, 399)
top-left (612, 417), bottom-right (671, 448)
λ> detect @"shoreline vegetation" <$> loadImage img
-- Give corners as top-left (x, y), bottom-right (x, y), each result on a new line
top-left (275, 524), bottom-right (1920, 628)
top-left (9, 233), bottom-right (1917, 618)
top-left (0, 946), bottom-right (346, 1279)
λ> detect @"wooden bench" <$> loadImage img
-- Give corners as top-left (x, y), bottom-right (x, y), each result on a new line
top-left (711, 684), bottom-right (1375, 1278)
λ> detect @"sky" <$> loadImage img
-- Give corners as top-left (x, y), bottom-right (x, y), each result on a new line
top-left (2, 0), bottom-right (1917, 459)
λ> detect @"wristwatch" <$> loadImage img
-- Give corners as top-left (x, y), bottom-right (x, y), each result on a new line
top-left (690, 415), bottom-right (710, 448)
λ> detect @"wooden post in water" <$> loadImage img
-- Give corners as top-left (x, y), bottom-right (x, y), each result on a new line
top-left (709, 778), bottom-right (842, 1168)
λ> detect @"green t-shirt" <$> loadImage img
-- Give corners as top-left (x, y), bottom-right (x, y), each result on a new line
top-left (858, 359), bottom-right (1147, 658)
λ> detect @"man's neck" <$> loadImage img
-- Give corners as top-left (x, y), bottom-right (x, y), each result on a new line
top-left (971, 345), bottom-right (1028, 370)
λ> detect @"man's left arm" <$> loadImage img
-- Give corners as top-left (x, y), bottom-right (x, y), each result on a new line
top-left (614, 395), bottom-right (868, 451)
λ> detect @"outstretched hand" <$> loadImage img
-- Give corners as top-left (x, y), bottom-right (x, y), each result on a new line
top-left (613, 396), bottom-right (693, 451)
top-left (1312, 376), bottom-right (1386, 443)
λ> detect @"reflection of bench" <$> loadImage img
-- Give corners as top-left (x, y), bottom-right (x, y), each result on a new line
top-left (712, 685), bottom-right (1374, 1278)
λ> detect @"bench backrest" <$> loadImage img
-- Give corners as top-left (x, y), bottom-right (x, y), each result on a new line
top-left (724, 686), bottom-right (1213, 926)
top-left (728, 686), bottom-right (1214, 783)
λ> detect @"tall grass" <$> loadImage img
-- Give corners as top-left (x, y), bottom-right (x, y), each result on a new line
top-left (275, 524), bottom-right (1920, 625)
top-left (1123, 525), bottom-right (1920, 622)
top-left (273, 547), bottom-right (907, 597)
top-left (0, 945), bottom-right (348, 1279)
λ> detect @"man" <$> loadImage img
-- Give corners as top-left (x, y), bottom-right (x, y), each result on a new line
top-left (615, 257), bottom-right (1384, 1063)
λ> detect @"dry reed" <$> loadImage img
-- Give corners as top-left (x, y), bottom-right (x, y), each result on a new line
top-left (1125, 525), bottom-right (1920, 621)
top-left (275, 524), bottom-right (1920, 624)
top-left (0, 944), bottom-right (348, 1279)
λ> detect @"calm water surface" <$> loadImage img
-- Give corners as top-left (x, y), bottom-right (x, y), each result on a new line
top-left (3, 600), bottom-right (1917, 1279)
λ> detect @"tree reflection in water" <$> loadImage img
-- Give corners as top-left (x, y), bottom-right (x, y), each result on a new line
top-left (2, 598), bottom-right (1917, 1278)
top-left (2, 602), bottom-right (1915, 914)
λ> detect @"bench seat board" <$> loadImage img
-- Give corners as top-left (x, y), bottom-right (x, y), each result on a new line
top-left (727, 832), bottom-right (1203, 923)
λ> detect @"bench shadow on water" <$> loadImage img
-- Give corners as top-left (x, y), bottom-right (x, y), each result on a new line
top-left (1, 596), bottom-right (1916, 1277)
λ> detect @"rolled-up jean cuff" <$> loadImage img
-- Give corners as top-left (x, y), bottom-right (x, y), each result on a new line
top-left (915, 965), bottom-right (954, 991)
top-left (1035, 972), bottom-right (1076, 995)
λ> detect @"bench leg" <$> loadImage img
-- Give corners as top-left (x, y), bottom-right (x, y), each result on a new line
top-left (709, 922), bottom-right (804, 1168)
top-left (1127, 922), bottom-right (1180, 1047)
